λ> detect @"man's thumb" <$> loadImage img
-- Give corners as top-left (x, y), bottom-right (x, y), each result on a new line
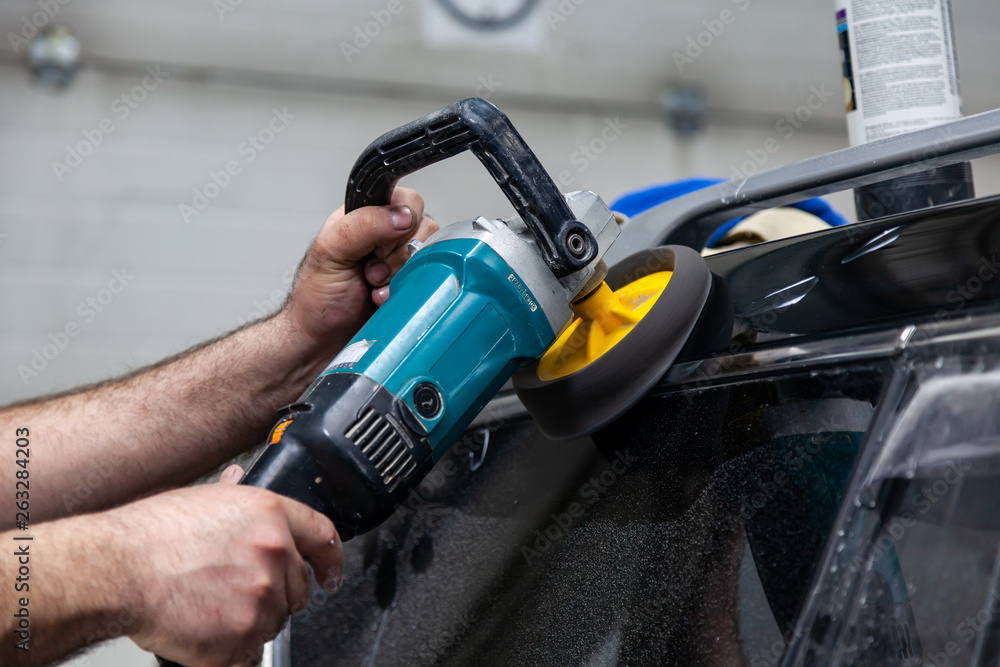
top-left (319, 205), bottom-right (415, 266)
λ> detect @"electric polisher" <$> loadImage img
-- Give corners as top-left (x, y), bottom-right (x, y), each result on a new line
top-left (160, 96), bottom-right (712, 667)
top-left (240, 98), bottom-right (713, 537)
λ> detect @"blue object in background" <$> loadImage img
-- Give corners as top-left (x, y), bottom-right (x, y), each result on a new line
top-left (610, 178), bottom-right (849, 248)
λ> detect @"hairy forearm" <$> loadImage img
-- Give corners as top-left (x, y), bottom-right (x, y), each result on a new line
top-left (0, 310), bottom-right (338, 527)
top-left (0, 514), bottom-right (138, 666)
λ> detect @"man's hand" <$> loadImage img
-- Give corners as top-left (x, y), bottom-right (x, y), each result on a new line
top-left (285, 187), bottom-right (439, 357)
top-left (120, 466), bottom-right (343, 666)
top-left (0, 188), bottom-right (440, 526)
top-left (1, 467), bottom-right (343, 667)
top-left (0, 189), bottom-right (427, 665)
top-left (114, 465), bottom-right (343, 667)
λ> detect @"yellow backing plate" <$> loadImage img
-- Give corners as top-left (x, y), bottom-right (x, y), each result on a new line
top-left (536, 271), bottom-right (673, 381)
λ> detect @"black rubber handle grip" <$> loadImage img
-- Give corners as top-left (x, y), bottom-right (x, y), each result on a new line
top-left (344, 97), bottom-right (596, 277)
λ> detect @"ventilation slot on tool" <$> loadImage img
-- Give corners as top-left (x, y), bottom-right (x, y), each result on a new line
top-left (345, 407), bottom-right (417, 493)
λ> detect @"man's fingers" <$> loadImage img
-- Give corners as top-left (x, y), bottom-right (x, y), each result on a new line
top-left (276, 496), bottom-right (344, 592)
top-left (390, 186), bottom-right (425, 223)
top-left (219, 464), bottom-right (244, 485)
top-left (371, 211), bottom-right (438, 261)
top-left (365, 216), bottom-right (441, 287)
top-left (248, 553), bottom-right (292, 660)
top-left (372, 285), bottom-right (391, 307)
top-left (369, 247), bottom-right (409, 285)
top-left (383, 214), bottom-right (440, 266)
top-left (381, 217), bottom-right (437, 272)
top-left (316, 205), bottom-right (413, 267)
top-left (284, 557), bottom-right (313, 615)
top-left (316, 187), bottom-right (426, 268)
top-left (365, 258), bottom-right (391, 287)
top-left (417, 214), bottom-right (439, 239)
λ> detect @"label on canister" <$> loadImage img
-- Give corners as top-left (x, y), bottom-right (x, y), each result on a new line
top-left (835, 0), bottom-right (962, 145)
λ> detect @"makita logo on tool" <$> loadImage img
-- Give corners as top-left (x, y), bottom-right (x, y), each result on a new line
top-left (508, 274), bottom-right (537, 312)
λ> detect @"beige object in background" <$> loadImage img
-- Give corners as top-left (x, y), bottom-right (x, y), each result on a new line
top-left (701, 207), bottom-right (833, 256)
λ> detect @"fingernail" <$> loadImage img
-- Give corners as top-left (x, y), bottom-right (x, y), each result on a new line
top-left (220, 464), bottom-right (242, 482)
top-left (368, 261), bottom-right (390, 284)
top-left (375, 285), bottom-right (391, 303)
top-left (390, 206), bottom-right (413, 231)
top-left (323, 568), bottom-right (343, 593)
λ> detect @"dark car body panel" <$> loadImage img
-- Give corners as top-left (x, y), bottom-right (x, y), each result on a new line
top-left (292, 195), bottom-right (1000, 666)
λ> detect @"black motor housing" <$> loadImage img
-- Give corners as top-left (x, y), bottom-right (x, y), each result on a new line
top-left (241, 372), bottom-right (434, 540)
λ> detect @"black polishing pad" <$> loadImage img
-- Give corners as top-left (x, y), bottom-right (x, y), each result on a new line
top-left (513, 245), bottom-right (713, 440)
